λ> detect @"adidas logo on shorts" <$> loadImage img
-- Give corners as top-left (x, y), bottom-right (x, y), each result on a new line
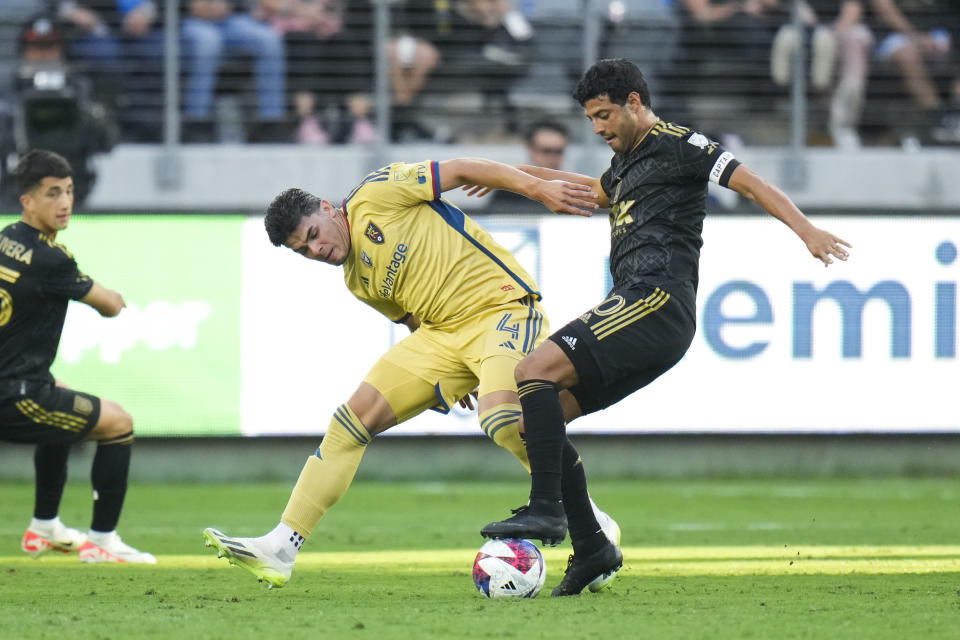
top-left (561, 335), bottom-right (577, 350)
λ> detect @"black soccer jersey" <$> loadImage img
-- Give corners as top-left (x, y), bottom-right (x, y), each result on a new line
top-left (599, 121), bottom-right (739, 299)
top-left (0, 221), bottom-right (93, 384)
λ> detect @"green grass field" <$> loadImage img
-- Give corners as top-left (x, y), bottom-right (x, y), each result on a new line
top-left (2, 478), bottom-right (959, 639)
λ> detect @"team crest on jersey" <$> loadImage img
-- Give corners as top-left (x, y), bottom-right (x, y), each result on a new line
top-left (613, 180), bottom-right (623, 204)
top-left (73, 395), bottom-right (93, 416)
top-left (687, 133), bottom-right (710, 148)
top-left (360, 250), bottom-right (373, 267)
top-left (364, 222), bottom-right (385, 244)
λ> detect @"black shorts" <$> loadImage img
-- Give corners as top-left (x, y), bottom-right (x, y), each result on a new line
top-left (0, 380), bottom-right (101, 445)
top-left (549, 283), bottom-right (696, 416)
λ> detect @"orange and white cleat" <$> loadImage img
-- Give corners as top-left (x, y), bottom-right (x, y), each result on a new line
top-left (22, 518), bottom-right (87, 558)
top-left (78, 531), bottom-right (156, 564)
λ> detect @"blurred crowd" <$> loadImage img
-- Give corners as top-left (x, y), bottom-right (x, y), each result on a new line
top-left (0, 0), bottom-right (958, 156)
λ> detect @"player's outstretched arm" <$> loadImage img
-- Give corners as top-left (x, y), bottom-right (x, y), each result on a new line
top-left (80, 282), bottom-right (126, 317)
top-left (461, 164), bottom-right (610, 209)
top-left (514, 165), bottom-right (609, 207)
top-left (727, 164), bottom-right (851, 267)
top-left (438, 157), bottom-right (599, 216)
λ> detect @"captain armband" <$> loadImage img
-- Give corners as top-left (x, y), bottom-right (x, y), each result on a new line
top-left (709, 152), bottom-right (741, 188)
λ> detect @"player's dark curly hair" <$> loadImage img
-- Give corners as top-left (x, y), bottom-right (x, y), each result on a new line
top-left (265, 187), bottom-right (324, 246)
top-left (16, 149), bottom-right (72, 195)
top-left (572, 58), bottom-right (652, 110)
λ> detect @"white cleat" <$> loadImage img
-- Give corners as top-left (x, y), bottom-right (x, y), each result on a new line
top-left (595, 509), bottom-right (622, 547)
top-left (202, 527), bottom-right (293, 588)
top-left (589, 508), bottom-right (623, 593)
top-left (22, 519), bottom-right (87, 558)
top-left (78, 531), bottom-right (157, 564)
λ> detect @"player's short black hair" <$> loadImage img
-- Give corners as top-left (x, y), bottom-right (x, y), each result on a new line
top-left (16, 149), bottom-right (72, 195)
top-left (265, 187), bottom-right (324, 246)
top-left (573, 58), bottom-right (652, 110)
top-left (524, 119), bottom-right (568, 144)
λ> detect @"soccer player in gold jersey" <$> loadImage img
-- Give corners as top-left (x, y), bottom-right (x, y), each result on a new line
top-left (203, 157), bottom-right (616, 587)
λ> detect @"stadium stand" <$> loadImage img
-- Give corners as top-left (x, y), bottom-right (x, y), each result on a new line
top-left (1, 0), bottom-right (958, 149)
top-left (0, 1), bottom-right (46, 99)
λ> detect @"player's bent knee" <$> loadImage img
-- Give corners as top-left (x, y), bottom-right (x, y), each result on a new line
top-left (348, 383), bottom-right (399, 436)
top-left (89, 400), bottom-right (134, 441)
top-left (514, 357), bottom-right (537, 383)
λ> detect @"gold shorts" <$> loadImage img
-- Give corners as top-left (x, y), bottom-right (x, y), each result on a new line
top-left (364, 296), bottom-right (549, 423)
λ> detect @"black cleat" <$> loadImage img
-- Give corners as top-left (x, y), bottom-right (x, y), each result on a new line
top-left (551, 542), bottom-right (623, 596)
top-left (480, 504), bottom-right (567, 546)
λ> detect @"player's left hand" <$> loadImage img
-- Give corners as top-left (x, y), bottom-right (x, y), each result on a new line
top-left (458, 389), bottom-right (479, 411)
top-left (805, 227), bottom-right (851, 266)
top-left (535, 180), bottom-right (599, 216)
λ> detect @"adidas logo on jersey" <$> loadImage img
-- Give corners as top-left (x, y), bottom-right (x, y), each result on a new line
top-left (561, 335), bottom-right (577, 350)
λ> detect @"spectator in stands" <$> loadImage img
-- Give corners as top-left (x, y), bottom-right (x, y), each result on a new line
top-left (826, 2), bottom-right (875, 147)
top-left (181, 0), bottom-right (288, 142)
top-left (390, 0), bottom-right (535, 141)
top-left (599, 1), bottom-right (680, 101)
top-left (770, 2), bottom-right (838, 92)
top-left (867, 0), bottom-right (960, 144)
top-left (107, 0), bottom-right (166, 141)
top-left (0, 16), bottom-right (116, 208)
top-left (49, 2), bottom-right (167, 141)
top-left (0, 1), bottom-right (49, 100)
top-left (54, 0), bottom-right (125, 111)
top-left (673, 0), bottom-right (784, 125)
top-left (769, 2), bottom-right (874, 149)
top-left (488, 119), bottom-right (569, 212)
top-left (678, 0), bottom-right (784, 68)
top-left (254, 0), bottom-right (375, 144)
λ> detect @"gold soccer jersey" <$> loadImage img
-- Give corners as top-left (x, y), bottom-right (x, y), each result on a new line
top-left (341, 161), bottom-right (540, 325)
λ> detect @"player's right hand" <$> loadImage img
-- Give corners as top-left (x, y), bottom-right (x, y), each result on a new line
top-left (804, 227), bottom-right (851, 267)
top-left (461, 184), bottom-right (493, 197)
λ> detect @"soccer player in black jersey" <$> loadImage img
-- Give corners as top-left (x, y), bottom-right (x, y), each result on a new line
top-left (0, 150), bottom-right (154, 563)
top-left (480, 59), bottom-right (852, 596)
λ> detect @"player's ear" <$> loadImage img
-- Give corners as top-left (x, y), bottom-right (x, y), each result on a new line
top-left (319, 199), bottom-right (336, 217)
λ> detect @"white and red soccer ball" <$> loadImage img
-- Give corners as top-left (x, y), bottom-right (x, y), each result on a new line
top-left (473, 538), bottom-right (547, 598)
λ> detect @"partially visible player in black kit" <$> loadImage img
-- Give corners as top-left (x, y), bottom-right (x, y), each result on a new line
top-left (0, 149), bottom-right (154, 563)
top-left (479, 59), bottom-right (852, 595)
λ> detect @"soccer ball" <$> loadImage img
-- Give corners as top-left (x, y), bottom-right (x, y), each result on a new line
top-left (472, 538), bottom-right (546, 598)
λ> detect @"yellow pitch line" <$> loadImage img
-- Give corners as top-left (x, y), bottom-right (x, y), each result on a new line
top-left (621, 558), bottom-right (960, 576)
top-left (4, 546), bottom-right (960, 577)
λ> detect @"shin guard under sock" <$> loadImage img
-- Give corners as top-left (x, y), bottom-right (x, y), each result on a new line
top-left (33, 443), bottom-right (70, 519)
top-left (90, 433), bottom-right (133, 532)
top-left (517, 379), bottom-right (565, 503)
top-left (281, 404), bottom-right (371, 538)
top-left (480, 403), bottom-right (530, 473)
top-left (560, 439), bottom-right (605, 556)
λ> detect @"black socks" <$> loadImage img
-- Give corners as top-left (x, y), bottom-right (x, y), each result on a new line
top-left (33, 443), bottom-right (70, 519)
top-left (517, 379), bottom-right (566, 503)
top-left (90, 435), bottom-right (132, 532)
